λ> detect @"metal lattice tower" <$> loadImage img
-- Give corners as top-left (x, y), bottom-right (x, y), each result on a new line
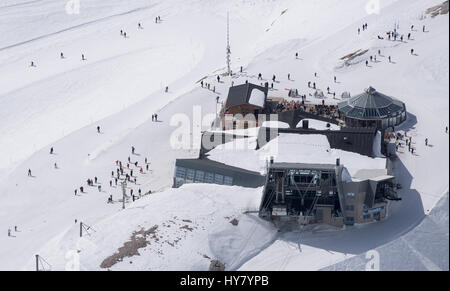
top-left (226, 12), bottom-right (231, 76)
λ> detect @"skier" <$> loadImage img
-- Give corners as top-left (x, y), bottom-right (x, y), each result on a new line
top-left (132, 146), bottom-right (135, 155)
top-left (308, 81), bottom-right (311, 88)
top-left (124, 32), bottom-right (127, 38)
top-left (54, 162), bottom-right (58, 169)
top-left (165, 86), bottom-right (168, 93)
top-left (378, 49), bottom-right (381, 55)
top-left (408, 33), bottom-right (411, 40)
top-left (295, 52), bottom-right (298, 59)
top-left (8, 229), bottom-right (11, 237)
top-left (334, 76), bottom-right (337, 83)
top-left (80, 186), bottom-right (84, 193)
top-left (28, 169), bottom-right (32, 177)
top-left (258, 73), bottom-right (262, 80)
top-left (130, 169), bottom-right (133, 177)
top-left (138, 23), bottom-right (142, 29)
top-left (217, 75), bottom-right (220, 83)
top-left (425, 138), bottom-right (428, 146)
top-left (94, 177), bottom-right (98, 184)
top-left (201, 80), bottom-right (203, 88)
top-left (50, 147), bottom-right (54, 154)
top-left (365, 60), bottom-right (369, 66)
top-left (82, 54), bottom-right (85, 61)
top-left (74, 189), bottom-right (78, 196)
top-left (98, 185), bottom-right (102, 192)
top-left (31, 61), bottom-right (35, 67)
top-left (423, 25), bottom-right (426, 32)
top-left (288, 73), bottom-right (290, 80)
top-left (446, 126), bottom-right (449, 133)
top-left (120, 30), bottom-right (123, 36)
top-left (115, 178), bottom-right (118, 185)
top-left (60, 52), bottom-right (64, 59)
top-left (146, 164), bottom-right (149, 171)
top-left (411, 49), bottom-right (414, 55)
top-left (272, 75), bottom-right (276, 82)
top-left (110, 180), bottom-right (112, 187)
top-left (145, 157), bottom-right (148, 164)
top-left (155, 17), bottom-right (158, 23)
top-left (240, 66), bottom-right (243, 73)
top-left (388, 56), bottom-right (392, 63)
top-left (314, 72), bottom-right (317, 77)
top-left (155, 114), bottom-right (158, 122)
top-left (411, 25), bottom-right (414, 31)
top-left (97, 126), bottom-right (100, 133)
top-left (358, 28), bottom-right (360, 35)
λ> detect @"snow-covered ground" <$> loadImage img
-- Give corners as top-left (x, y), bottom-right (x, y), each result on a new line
top-left (0, 0), bottom-right (448, 270)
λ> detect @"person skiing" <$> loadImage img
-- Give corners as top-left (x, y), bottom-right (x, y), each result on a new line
top-left (365, 60), bottom-right (369, 66)
top-left (217, 75), bottom-right (220, 83)
top-left (97, 126), bottom-right (100, 133)
top-left (31, 61), bottom-right (35, 67)
top-left (82, 54), bottom-right (85, 61)
top-left (295, 52), bottom-right (298, 59)
top-left (388, 56), bottom-right (392, 63)
top-left (98, 185), bottom-right (102, 192)
top-left (138, 23), bottom-right (142, 29)
top-left (272, 75), bottom-right (276, 82)
top-left (378, 49), bottom-right (381, 55)
top-left (423, 25), bottom-right (426, 32)
top-left (334, 76), bottom-right (337, 83)
top-left (425, 138), bottom-right (428, 146)
top-left (155, 114), bottom-right (158, 122)
top-left (115, 178), bottom-right (118, 185)
top-left (80, 186), bottom-right (84, 193)
top-left (109, 180), bottom-right (112, 187)
top-left (411, 49), bottom-right (414, 55)
top-left (74, 189), bottom-right (78, 196)
top-left (446, 126), bottom-right (448, 133)
top-left (288, 73), bottom-right (290, 80)
top-left (130, 169), bottom-right (133, 177)
top-left (165, 86), bottom-right (169, 93)
top-left (94, 176), bottom-right (98, 184)
top-left (132, 146), bottom-right (135, 155)
top-left (120, 30), bottom-right (123, 36)
top-left (54, 162), bottom-right (58, 169)
top-left (146, 164), bottom-right (149, 171)
top-left (358, 28), bottom-right (360, 35)
top-left (124, 32), bottom-right (127, 38)
top-left (201, 80), bottom-right (204, 88)
top-left (411, 25), bottom-right (414, 31)
top-left (8, 229), bottom-right (11, 237)
top-left (60, 52), bottom-right (64, 59)
top-left (28, 169), bottom-right (32, 177)
top-left (258, 73), bottom-right (262, 80)
top-left (408, 33), bottom-right (411, 40)
top-left (50, 147), bottom-right (54, 154)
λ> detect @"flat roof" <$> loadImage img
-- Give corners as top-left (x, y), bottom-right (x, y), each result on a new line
top-left (270, 163), bottom-right (336, 171)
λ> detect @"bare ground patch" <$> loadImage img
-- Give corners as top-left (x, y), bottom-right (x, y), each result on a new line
top-left (426, 1), bottom-right (449, 18)
top-left (100, 225), bottom-right (158, 269)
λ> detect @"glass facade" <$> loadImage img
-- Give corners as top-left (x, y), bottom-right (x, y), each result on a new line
top-left (174, 166), bottom-right (233, 188)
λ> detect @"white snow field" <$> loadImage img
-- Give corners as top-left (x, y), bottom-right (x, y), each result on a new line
top-left (0, 0), bottom-right (448, 270)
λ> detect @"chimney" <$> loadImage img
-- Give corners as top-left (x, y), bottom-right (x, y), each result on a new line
top-left (302, 119), bottom-right (309, 129)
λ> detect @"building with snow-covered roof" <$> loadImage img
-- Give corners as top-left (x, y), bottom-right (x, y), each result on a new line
top-left (220, 83), bottom-right (269, 129)
top-left (338, 87), bottom-right (407, 130)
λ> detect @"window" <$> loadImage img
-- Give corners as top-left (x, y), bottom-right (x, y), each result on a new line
top-left (205, 172), bottom-right (214, 184)
top-left (195, 170), bottom-right (204, 183)
top-left (175, 167), bottom-right (186, 179)
top-left (345, 205), bottom-right (355, 211)
top-left (224, 176), bottom-right (233, 186)
top-left (214, 174), bottom-right (224, 185)
top-left (186, 169), bottom-right (195, 182)
top-left (345, 217), bottom-right (354, 224)
top-left (347, 192), bottom-right (355, 198)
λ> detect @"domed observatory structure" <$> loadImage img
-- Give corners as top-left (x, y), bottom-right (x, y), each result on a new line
top-left (338, 87), bottom-right (407, 130)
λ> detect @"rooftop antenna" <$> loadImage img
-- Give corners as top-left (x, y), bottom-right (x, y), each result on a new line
top-left (226, 11), bottom-right (231, 76)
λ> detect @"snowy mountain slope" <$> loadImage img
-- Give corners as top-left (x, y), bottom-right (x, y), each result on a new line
top-left (0, 0), bottom-right (448, 270)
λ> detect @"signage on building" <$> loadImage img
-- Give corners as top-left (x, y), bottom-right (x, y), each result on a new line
top-left (363, 206), bottom-right (385, 215)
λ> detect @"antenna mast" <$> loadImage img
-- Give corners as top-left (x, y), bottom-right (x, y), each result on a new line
top-left (226, 12), bottom-right (231, 76)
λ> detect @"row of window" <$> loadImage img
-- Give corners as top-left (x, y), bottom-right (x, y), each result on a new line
top-left (175, 166), bottom-right (233, 187)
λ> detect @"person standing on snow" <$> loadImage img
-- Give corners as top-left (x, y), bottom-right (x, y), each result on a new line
top-left (97, 126), bottom-right (101, 133)
top-left (28, 169), bottom-right (32, 177)
top-left (50, 147), bottom-right (54, 154)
